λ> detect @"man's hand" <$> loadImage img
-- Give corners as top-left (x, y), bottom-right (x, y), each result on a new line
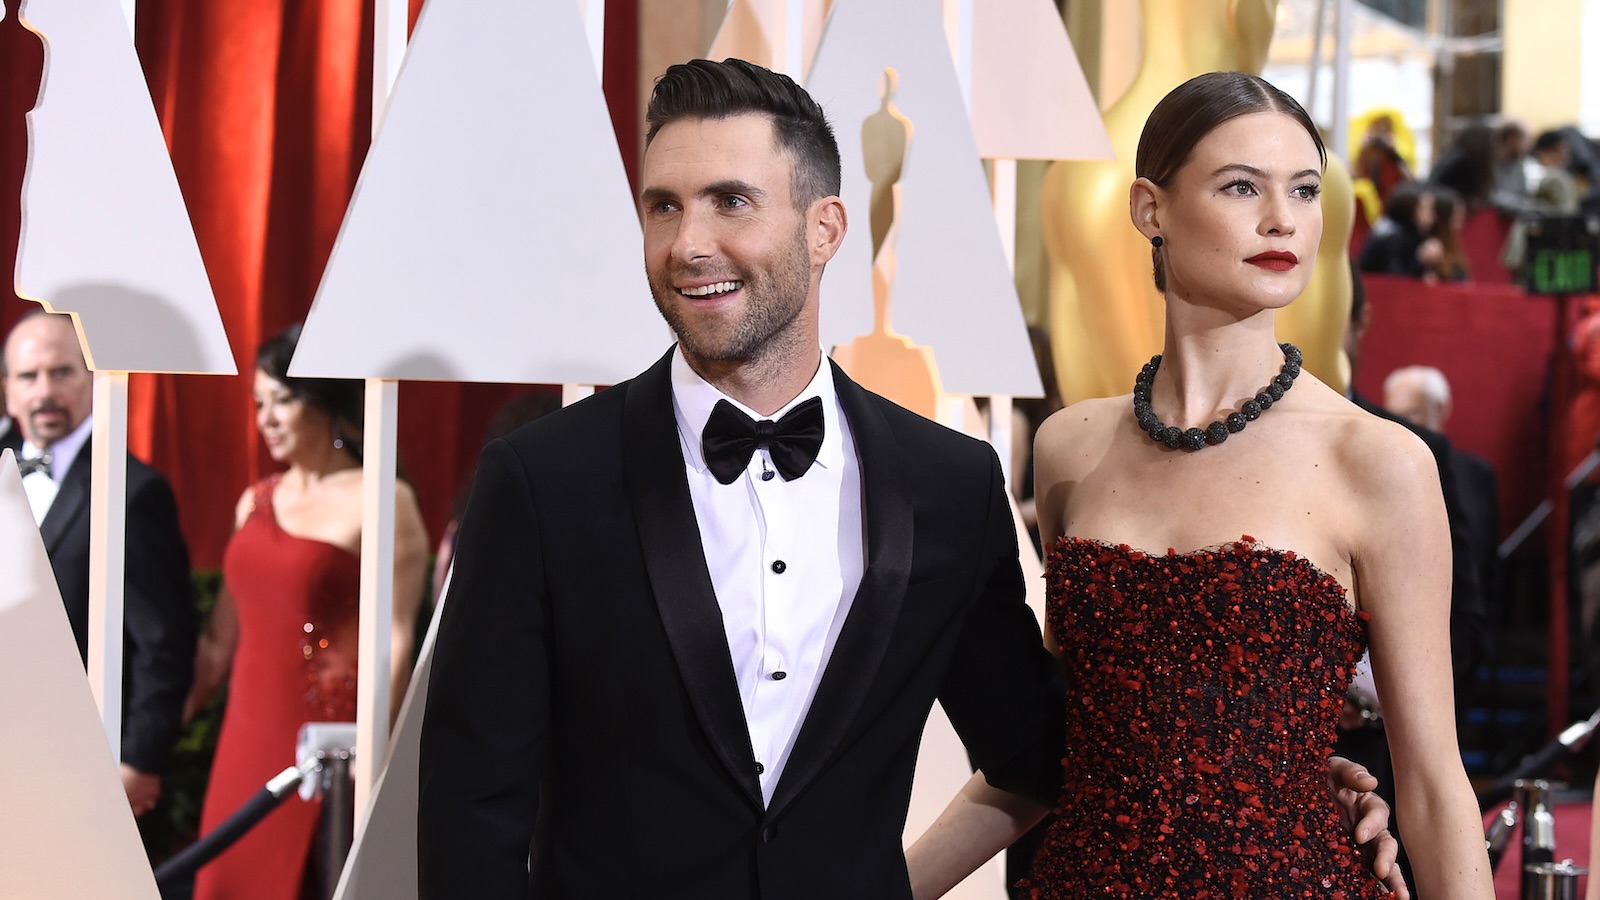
top-left (120, 764), bottom-right (161, 817)
top-left (1327, 756), bottom-right (1410, 899)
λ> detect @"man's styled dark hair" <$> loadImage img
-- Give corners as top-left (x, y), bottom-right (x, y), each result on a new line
top-left (645, 58), bottom-right (842, 208)
top-left (1136, 71), bottom-right (1327, 293)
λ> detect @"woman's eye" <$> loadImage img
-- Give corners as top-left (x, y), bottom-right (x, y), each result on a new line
top-left (1293, 184), bottom-right (1322, 201)
top-left (1223, 180), bottom-right (1255, 196)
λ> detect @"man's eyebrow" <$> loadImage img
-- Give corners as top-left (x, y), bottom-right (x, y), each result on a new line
top-left (639, 186), bottom-right (677, 206)
top-left (639, 181), bottom-right (768, 205)
top-left (701, 180), bottom-right (766, 201)
top-left (1210, 163), bottom-right (1322, 181)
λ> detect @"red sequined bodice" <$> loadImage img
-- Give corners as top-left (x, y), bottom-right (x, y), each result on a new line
top-left (1020, 536), bottom-right (1393, 899)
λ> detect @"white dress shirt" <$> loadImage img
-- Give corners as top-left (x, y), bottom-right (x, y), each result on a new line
top-left (21, 414), bottom-right (92, 526)
top-left (670, 350), bottom-right (866, 806)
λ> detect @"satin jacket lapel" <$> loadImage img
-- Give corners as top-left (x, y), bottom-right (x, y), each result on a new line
top-left (39, 438), bottom-right (91, 554)
top-left (622, 349), bottom-right (763, 809)
top-left (767, 362), bottom-right (913, 820)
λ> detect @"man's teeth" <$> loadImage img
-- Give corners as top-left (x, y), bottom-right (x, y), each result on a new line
top-left (681, 281), bottom-right (741, 297)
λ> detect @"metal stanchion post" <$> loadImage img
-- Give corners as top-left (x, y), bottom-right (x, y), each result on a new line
top-left (318, 748), bottom-right (355, 900)
top-left (1520, 780), bottom-right (1556, 899)
top-left (295, 723), bottom-right (358, 900)
top-left (1524, 860), bottom-right (1587, 899)
top-left (1486, 800), bottom-right (1520, 870)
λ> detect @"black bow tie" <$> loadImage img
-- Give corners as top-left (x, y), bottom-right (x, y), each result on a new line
top-left (17, 452), bottom-right (53, 480)
top-left (701, 396), bottom-right (825, 485)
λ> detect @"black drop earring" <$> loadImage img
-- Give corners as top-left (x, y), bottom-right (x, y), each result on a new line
top-left (1151, 235), bottom-right (1164, 249)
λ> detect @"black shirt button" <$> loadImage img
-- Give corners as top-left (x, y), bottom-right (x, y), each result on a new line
top-left (755, 761), bottom-right (765, 774)
top-left (771, 670), bottom-right (787, 681)
top-left (770, 559), bottom-right (786, 574)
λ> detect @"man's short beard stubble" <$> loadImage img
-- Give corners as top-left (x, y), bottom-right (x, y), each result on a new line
top-left (650, 220), bottom-right (813, 369)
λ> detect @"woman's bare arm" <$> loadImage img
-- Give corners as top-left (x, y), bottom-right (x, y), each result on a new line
top-left (1352, 423), bottom-right (1493, 898)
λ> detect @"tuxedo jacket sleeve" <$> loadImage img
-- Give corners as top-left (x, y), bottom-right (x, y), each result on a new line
top-left (119, 459), bottom-right (198, 772)
top-left (43, 454), bottom-right (196, 773)
top-left (418, 353), bottom-right (1064, 900)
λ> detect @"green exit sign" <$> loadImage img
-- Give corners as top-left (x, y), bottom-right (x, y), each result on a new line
top-left (1524, 215), bottom-right (1599, 296)
top-left (1530, 247), bottom-right (1596, 295)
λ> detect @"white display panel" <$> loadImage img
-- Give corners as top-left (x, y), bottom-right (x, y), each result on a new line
top-left (292, 0), bottom-right (666, 384)
top-left (15, 0), bottom-right (234, 375)
top-left (0, 451), bottom-right (160, 900)
top-left (809, 0), bottom-right (1041, 397)
top-left (970, 0), bottom-right (1112, 161)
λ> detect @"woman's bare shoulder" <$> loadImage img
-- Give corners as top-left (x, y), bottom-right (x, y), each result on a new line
top-left (1317, 392), bottom-right (1440, 499)
top-left (1035, 395), bottom-right (1127, 464)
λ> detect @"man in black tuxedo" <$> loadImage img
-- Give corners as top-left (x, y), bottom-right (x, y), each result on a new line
top-left (3, 311), bottom-right (195, 819)
top-left (0, 382), bottom-right (19, 454)
top-left (419, 60), bottom-right (1400, 899)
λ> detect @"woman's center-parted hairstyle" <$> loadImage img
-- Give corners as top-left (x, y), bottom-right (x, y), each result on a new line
top-left (1136, 71), bottom-right (1327, 293)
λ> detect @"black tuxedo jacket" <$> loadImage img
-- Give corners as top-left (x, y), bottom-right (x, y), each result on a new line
top-left (0, 417), bottom-right (21, 456)
top-left (40, 441), bottom-right (196, 774)
top-left (419, 351), bottom-right (1064, 899)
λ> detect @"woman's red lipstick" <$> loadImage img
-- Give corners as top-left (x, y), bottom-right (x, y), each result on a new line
top-left (1245, 250), bottom-right (1298, 271)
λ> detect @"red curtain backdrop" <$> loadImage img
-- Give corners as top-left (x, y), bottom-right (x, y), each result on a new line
top-left (2, 1), bottom-right (640, 569)
top-left (1354, 275), bottom-right (1560, 541)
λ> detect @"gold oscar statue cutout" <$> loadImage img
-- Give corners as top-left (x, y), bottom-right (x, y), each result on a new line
top-left (1042, 0), bottom-right (1355, 403)
top-left (832, 68), bottom-right (943, 421)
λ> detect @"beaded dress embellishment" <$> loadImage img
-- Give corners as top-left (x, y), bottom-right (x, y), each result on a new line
top-left (1019, 537), bottom-right (1394, 899)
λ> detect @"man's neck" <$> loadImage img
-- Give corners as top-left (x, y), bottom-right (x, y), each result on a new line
top-left (684, 344), bottom-right (823, 417)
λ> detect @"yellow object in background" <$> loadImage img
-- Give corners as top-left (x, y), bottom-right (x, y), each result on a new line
top-left (1042, 0), bottom-right (1355, 403)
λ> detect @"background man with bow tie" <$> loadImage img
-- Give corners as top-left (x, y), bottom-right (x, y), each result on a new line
top-left (3, 310), bottom-right (195, 821)
top-left (418, 59), bottom-right (1396, 899)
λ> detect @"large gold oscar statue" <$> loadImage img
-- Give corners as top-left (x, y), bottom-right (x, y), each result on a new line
top-left (1043, 0), bottom-right (1355, 403)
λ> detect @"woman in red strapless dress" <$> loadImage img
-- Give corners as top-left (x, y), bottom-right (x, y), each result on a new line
top-left (907, 74), bottom-right (1492, 899)
top-left (187, 324), bottom-right (427, 900)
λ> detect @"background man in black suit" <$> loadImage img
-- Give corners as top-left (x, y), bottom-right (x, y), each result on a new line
top-left (3, 311), bottom-right (195, 819)
top-left (1383, 364), bottom-right (1499, 607)
top-left (0, 379), bottom-right (19, 453)
top-left (419, 59), bottom-right (1399, 900)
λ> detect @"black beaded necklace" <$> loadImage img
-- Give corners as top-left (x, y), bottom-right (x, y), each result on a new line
top-left (1133, 342), bottom-right (1303, 451)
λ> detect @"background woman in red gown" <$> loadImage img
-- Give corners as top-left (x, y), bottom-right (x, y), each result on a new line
top-left (185, 324), bottom-right (427, 899)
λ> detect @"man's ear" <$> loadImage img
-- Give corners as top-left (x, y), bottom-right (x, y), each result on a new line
top-left (1129, 177), bottom-right (1164, 243)
top-left (811, 197), bottom-right (847, 267)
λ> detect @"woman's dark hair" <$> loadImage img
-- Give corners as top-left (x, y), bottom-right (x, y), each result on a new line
top-left (1429, 122), bottom-right (1496, 204)
top-left (1136, 71), bottom-right (1327, 292)
top-left (1379, 180), bottom-right (1427, 230)
top-left (256, 323), bottom-right (365, 458)
top-left (1423, 184), bottom-right (1469, 280)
